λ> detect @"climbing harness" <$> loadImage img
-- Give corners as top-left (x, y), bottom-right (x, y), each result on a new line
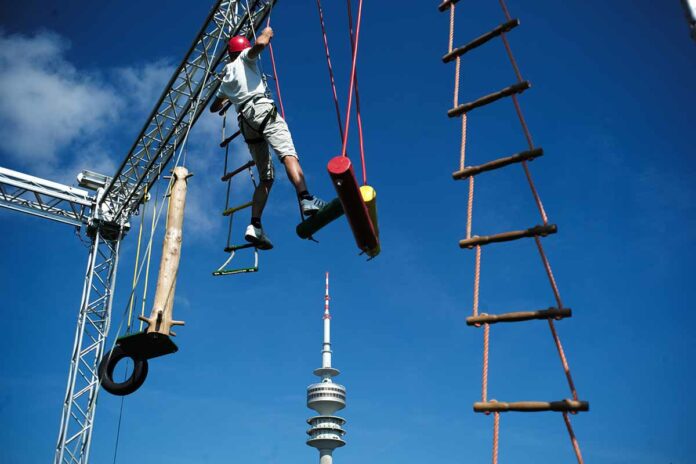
top-left (439, 0), bottom-right (588, 461)
top-left (213, 108), bottom-right (260, 276)
top-left (237, 96), bottom-right (279, 144)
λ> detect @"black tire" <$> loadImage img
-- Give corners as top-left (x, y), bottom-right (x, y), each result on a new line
top-left (98, 345), bottom-right (149, 396)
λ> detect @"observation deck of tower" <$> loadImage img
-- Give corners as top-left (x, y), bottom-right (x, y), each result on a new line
top-left (306, 272), bottom-right (347, 464)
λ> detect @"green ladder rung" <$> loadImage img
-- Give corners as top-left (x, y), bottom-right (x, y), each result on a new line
top-left (212, 267), bottom-right (258, 276)
top-left (222, 201), bottom-right (253, 216)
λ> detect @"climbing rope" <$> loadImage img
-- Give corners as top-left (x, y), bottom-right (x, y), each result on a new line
top-left (344, 0), bottom-right (367, 185)
top-left (315, 0), bottom-right (345, 142)
top-left (314, 0), bottom-right (369, 185)
top-left (441, 0), bottom-right (587, 461)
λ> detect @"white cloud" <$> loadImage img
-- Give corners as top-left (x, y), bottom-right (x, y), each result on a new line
top-left (0, 30), bottom-right (121, 168)
top-left (0, 30), bottom-right (299, 240)
top-left (116, 59), bottom-right (174, 114)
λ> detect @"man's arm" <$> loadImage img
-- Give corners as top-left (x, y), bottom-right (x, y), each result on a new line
top-left (247, 27), bottom-right (274, 61)
top-left (210, 96), bottom-right (228, 113)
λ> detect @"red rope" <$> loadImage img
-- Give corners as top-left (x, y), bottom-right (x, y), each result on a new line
top-left (315, 0), bottom-right (345, 142)
top-left (267, 43), bottom-right (286, 119)
top-left (345, 0), bottom-right (368, 184)
top-left (265, 16), bottom-right (286, 119)
top-left (340, 0), bottom-right (363, 159)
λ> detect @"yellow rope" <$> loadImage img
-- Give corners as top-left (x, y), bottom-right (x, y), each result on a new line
top-left (138, 192), bottom-right (159, 332)
top-left (126, 186), bottom-right (148, 333)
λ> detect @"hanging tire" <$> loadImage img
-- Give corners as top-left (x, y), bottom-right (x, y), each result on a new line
top-left (98, 345), bottom-right (149, 396)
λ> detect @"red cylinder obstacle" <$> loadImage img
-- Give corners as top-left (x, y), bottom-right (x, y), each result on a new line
top-left (327, 156), bottom-right (379, 256)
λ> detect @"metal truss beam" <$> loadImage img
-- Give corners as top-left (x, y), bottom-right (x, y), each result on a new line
top-left (55, 232), bottom-right (122, 464)
top-left (100, 0), bottom-right (276, 223)
top-left (0, 167), bottom-right (93, 228)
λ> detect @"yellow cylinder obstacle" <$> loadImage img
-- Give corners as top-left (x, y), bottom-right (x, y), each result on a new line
top-left (360, 185), bottom-right (380, 258)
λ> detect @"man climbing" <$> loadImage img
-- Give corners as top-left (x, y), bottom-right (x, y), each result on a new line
top-left (210, 27), bottom-right (326, 250)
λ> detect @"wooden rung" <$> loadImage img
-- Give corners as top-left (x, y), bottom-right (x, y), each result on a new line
top-left (222, 201), bottom-right (253, 216)
top-left (224, 243), bottom-right (255, 253)
top-left (466, 307), bottom-right (571, 326)
top-left (221, 160), bottom-right (255, 182)
top-left (443, 19), bottom-right (520, 63)
top-left (452, 148), bottom-right (543, 180)
top-left (448, 81), bottom-right (530, 118)
top-left (220, 130), bottom-right (242, 148)
top-left (459, 224), bottom-right (557, 249)
top-left (438, 0), bottom-right (461, 12)
top-left (218, 101), bottom-right (232, 116)
top-left (474, 400), bottom-right (589, 413)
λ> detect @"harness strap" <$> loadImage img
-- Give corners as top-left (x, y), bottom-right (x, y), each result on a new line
top-left (238, 98), bottom-right (278, 144)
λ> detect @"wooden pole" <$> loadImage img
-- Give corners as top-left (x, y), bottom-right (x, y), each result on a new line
top-left (140, 166), bottom-right (190, 336)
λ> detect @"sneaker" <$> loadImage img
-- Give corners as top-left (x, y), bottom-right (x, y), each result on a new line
top-left (301, 196), bottom-right (327, 216)
top-left (244, 224), bottom-right (274, 250)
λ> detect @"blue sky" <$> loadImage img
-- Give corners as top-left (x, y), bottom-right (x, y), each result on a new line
top-left (0, 1), bottom-right (695, 463)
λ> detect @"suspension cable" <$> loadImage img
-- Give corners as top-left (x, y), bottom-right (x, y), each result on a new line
top-left (316, 0), bottom-right (345, 142)
top-left (340, 0), bottom-right (364, 159)
top-left (345, 0), bottom-right (367, 184)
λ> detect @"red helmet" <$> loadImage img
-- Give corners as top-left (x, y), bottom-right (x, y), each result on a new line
top-left (228, 36), bottom-right (251, 54)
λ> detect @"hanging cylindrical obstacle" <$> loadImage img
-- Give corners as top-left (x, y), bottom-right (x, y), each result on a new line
top-left (296, 198), bottom-right (345, 239)
top-left (99, 166), bottom-right (190, 396)
top-left (359, 185), bottom-right (380, 257)
top-left (327, 156), bottom-right (379, 257)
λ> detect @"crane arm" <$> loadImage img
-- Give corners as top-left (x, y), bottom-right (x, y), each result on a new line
top-left (0, 167), bottom-right (94, 228)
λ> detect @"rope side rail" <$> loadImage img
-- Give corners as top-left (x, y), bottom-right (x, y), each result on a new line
top-left (440, 0), bottom-right (587, 461)
top-left (452, 147), bottom-right (543, 180)
top-left (474, 400), bottom-right (589, 413)
top-left (466, 307), bottom-right (571, 326)
top-left (448, 81), bottom-right (530, 117)
top-left (443, 19), bottom-right (520, 63)
top-left (221, 160), bottom-right (256, 182)
top-left (459, 223), bottom-right (557, 249)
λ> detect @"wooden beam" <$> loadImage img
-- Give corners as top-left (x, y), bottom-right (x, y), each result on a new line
top-left (448, 81), bottom-right (530, 118)
top-left (452, 148), bottom-right (543, 180)
top-left (443, 19), bottom-right (520, 63)
top-left (222, 201), bottom-right (253, 217)
top-left (466, 307), bottom-right (571, 326)
top-left (139, 166), bottom-right (190, 336)
top-left (221, 160), bottom-right (255, 182)
top-left (474, 400), bottom-right (589, 413)
top-left (460, 224), bottom-right (557, 249)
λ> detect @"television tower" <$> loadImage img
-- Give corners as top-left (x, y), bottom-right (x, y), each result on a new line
top-left (306, 272), bottom-right (347, 464)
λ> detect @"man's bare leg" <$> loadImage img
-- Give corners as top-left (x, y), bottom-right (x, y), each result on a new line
top-left (281, 156), bottom-right (307, 194)
top-left (251, 180), bottom-right (273, 218)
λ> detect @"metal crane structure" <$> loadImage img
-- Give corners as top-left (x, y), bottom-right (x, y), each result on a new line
top-left (0, 1), bottom-right (276, 463)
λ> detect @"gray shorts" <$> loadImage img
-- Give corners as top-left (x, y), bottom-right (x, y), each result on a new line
top-left (238, 97), bottom-right (298, 181)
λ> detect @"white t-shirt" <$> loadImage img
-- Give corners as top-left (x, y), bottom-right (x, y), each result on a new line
top-left (216, 48), bottom-right (267, 110)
